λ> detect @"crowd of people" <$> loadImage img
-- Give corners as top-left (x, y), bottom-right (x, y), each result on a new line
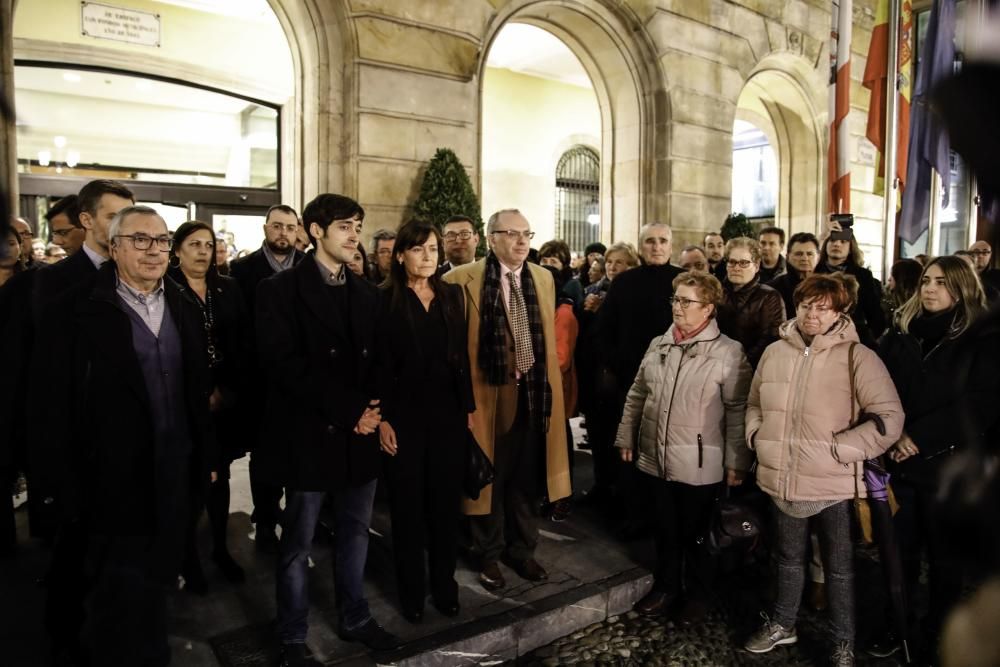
top-left (1, 178), bottom-right (999, 667)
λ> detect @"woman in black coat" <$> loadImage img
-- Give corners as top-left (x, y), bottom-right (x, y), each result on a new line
top-left (169, 221), bottom-right (251, 590)
top-left (375, 220), bottom-right (475, 623)
top-left (715, 237), bottom-right (786, 370)
top-left (878, 256), bottom-right (990, 647)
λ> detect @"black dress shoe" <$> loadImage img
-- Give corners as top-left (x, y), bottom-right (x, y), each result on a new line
top-left (479, 561), bottom-right (505, 592)
top-left (255, 525), bottom-right (279, 554)
top-left (633, 590), bottom-right (673, 616)
top-left (337, 618), bottom-right (402, 651)
top-left (505, 556), bottom-right (548, 581)
top-left (432, 599), bottom-right (460, 617)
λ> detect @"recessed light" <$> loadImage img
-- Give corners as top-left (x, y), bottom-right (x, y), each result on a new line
top-left (62, 72), bottom-right (81, 83)
top-left (53, 135), bottom-right (67, 148)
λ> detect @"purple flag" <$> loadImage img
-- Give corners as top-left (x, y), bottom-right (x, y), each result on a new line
top-left (899, 0), bottom-right (957, 244)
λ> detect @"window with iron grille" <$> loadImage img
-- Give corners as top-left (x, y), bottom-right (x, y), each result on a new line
top-left (554, 146), bottom-right (600, 253)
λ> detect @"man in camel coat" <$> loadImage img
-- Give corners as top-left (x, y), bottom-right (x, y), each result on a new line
top-left (443, 208), bottom-right (571, 592)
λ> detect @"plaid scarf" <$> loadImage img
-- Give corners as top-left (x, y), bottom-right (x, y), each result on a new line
top-left (479, 253), bottom-right (553, 432)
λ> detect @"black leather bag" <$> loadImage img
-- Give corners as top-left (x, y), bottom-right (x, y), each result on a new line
top-left (705, 488), bottom-right (764, 556)
top-left (464, 430), bottom-right (495, 500)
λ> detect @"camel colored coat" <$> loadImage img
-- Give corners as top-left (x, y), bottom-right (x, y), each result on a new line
top-left (444, 259), bottom-right (572, 515)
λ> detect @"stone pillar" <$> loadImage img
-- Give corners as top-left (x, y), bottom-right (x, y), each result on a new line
top-left (0, 0), bottom-right (17, 215)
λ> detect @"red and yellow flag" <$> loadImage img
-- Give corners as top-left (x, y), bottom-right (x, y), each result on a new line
top-left (862, 0), bottom-right (913, 200)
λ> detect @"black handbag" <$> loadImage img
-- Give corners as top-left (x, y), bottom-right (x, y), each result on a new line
top-left (464, 430), bottom-right (495, 500)
top-left (704, 486), bottom-right (764, 556)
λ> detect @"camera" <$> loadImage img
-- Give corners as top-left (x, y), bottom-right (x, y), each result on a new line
top-left (829, 213), bottom-right (854, 241)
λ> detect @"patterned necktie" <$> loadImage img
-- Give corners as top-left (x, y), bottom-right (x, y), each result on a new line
top-left (508, 272), bottom-right (535, 373)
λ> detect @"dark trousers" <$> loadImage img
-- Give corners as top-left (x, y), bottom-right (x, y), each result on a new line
top-left (81, 539), bottom-right (171, 667)
top-left (249, 450), bottom-right (282, 530)
top-left (384, 413), bottom-right (464, 612)
top-left (772, 500), bottom-right (855, 643)
top-left (44, 522), bottom-right (90, 660)
top-left (276, 481), bottom-right (377, 644)
top-left (649, 477), bottom-right (717, 600)
top-left (183, 474), bottom-right (234, 573)
top-left (893, 480), bottom-right (965, 635)
top-left (471, 385), bottom-right (541, 563)
top-left (587, 403), bottom-right (619, 493)
top-left (0, 466), bottom-right (14, 552)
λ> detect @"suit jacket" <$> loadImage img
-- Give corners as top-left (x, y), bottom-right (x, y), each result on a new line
top-left (374, 281), bottom-right (475, 425)
top-left (229, 247), bottom-right (305, 318)
top-left (254, 254), bottom-right (381, 491)
top-left (32, 248), bottom-right (100, 326)
top-left (31, 262), bottom-right (216, 535)
top-left (443, 259), bottom-right (571, 514)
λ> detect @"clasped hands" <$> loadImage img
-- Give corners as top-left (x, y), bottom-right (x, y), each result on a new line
top-left (889, 432), bottom-right (919, 462)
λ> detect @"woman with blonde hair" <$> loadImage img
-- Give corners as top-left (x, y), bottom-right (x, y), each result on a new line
top-left (878, 256), bottom-right (989, 657)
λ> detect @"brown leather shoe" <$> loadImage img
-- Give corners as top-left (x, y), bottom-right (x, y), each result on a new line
top-left (479, 561), bottom-right (505, 592)
top-left (808, 581), bottom-right (828, 611)
top-left (509, 557), bottom-right (548, 581)
top-left (634, 590), bottom-right (673, 617)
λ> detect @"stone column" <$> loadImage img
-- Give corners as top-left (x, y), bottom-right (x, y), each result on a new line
top-left (0, 0), bottom-right (17, 215)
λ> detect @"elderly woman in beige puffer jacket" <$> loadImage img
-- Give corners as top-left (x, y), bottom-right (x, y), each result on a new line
top-left (743, 273), bottom-right (903, 667)
top-left (615, 271), bottom-right (752, 624)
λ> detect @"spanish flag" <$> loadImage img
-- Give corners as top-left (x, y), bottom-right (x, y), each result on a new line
top-left (862, 0), bottom-right (913, 201)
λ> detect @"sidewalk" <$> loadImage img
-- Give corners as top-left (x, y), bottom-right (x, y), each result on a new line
top-left (3, 430), bottom-right (656, 666)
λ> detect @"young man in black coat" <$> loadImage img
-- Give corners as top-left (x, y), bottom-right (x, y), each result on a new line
top-left (228, 204), bottom-right (305, 551)
top-left (32, 206), bottom-right (215, 666)
top-left (255, 194), bottom-right (399, 665)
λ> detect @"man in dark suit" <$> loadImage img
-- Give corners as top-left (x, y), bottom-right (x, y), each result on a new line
top-left (437, 214), bottom-right (479, 275)
top-left (969, 240), bottom-right (1000, 301)
top-left (229, 204), bottom-right (305, 552)
top-left (256, 194), bottom-right (398, 665)
top-left (33, 179), bottom-right (135, 313)
top-left (33, 206), bottom-right (215, 666)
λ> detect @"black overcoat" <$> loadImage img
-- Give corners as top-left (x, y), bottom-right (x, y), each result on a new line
top-left (254, 254), bottom-right (381, 491)
top-left (30, 262), bottom-right (216, 535)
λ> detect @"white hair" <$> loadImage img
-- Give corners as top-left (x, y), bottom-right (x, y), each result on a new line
top-left (107, 205), bottom-right (164, 247)
top-left (639, 222), bottom-right (672, 244)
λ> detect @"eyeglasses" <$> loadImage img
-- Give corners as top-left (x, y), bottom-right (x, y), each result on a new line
top-left (797, 302), bottom-right (833, 314)
top-left (490, 230), bottom-right (535, 240)
top-left (267, 222), bottom-right (298, 234)
top-left (670, 296), bottom-right (707, 309)
top-left (114, 234), bottom-right (171, 251)
top-left (726, 259), bottom-right (755, 268)
top-left (443, 230), bottom-right (474, 241)
top-left (969, 250), bottom-right (992, 256)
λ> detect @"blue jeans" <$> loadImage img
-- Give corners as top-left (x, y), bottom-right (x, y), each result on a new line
top-left (275, 481), bottom-right (377, 644)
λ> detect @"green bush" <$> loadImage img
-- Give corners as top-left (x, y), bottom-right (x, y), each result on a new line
top-left (721, 212), bottom-right (754, 241)
top-left (413, 148), bottom-right (485, 256)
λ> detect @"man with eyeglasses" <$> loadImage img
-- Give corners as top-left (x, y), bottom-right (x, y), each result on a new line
top-left (770, 232), bottom-right (821, 318)
top-left (229, 204), bottom-right (305, 553)
top-left (12, 217), bottom-right (39, 268)
top-left (438, 214), bottom-right (480, 274)
top-left (968, 240), bottom-right (1000, 299)
top-left (594, 222), bottom-right (683, 538)
top-left (443, 208), bottom-right (571, 592)
top-left (32, 205), bottom-right (216, 666)
top-left (369, 228), bottom-right (397, 283)
top-left (45, 195), bottom-right (86, 257)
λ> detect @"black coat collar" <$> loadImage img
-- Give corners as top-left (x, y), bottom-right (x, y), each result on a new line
top-left (293, 253), bottom-right (375, 346)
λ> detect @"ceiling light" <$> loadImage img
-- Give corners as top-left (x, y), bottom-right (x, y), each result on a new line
top-left (37, 150), bottom-right (51, 166)
top-left (66, 151), bottom-right (80, 168)
top-left (62, 71), bottom-right (81, 83)
top-left (53, 135), bottom-right (67, 148)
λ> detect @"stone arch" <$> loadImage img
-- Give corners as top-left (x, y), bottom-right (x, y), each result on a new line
top-left (9, 0), bottom-right (353, 209)
top-left (735, 53), bottom-right (826, 235)
top-left (265, 0), bottom-right (355, 206)
top-left (477, 1), bottom-right (668, 245)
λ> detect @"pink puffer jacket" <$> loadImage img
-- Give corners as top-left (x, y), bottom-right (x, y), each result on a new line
top-left (746, 316), bottom-right (903, 501)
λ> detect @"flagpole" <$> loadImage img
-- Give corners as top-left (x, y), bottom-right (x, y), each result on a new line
top-left (882, 0), bottom-right (901, 279)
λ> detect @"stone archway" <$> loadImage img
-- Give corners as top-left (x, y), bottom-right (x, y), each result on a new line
top-left (735, 56), bottom-right (826, 235)
top-left (477, 1), bottom-right (667, 245)
top-left (265, 0), bottom-right (354, 207)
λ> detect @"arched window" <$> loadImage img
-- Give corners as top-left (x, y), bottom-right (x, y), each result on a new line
top-left (555, 146), bottom-right (600, 252)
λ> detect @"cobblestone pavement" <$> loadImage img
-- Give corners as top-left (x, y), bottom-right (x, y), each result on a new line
top-left (519, 550), bottom-right (914, 667)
